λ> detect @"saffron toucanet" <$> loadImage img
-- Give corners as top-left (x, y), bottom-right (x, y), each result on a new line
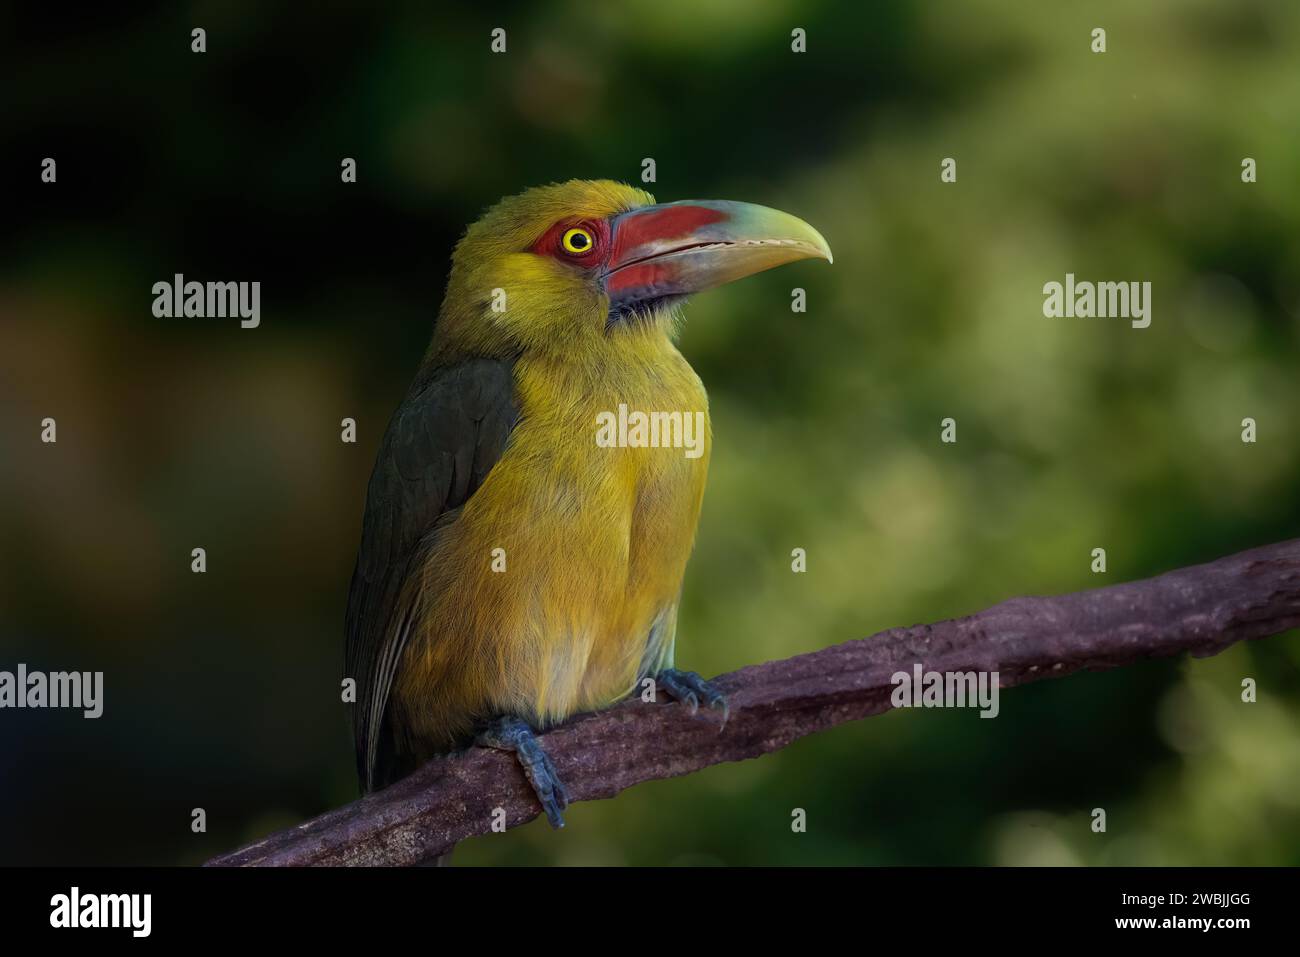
top-left (345, 180), bottom-right (831, 826)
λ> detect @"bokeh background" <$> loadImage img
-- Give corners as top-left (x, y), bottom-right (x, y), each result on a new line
top-left (2, 0), bottom-right (1299, 866)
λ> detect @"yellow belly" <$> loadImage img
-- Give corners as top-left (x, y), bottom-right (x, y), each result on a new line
top-left (392, 340), bottom-right (710, 751)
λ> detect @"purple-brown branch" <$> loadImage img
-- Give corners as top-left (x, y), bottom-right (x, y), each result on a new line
top-left (208, 538), bottom-right (1300, 866)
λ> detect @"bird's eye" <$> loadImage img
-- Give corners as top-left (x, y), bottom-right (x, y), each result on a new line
top-left (561, 227), bottom-right (595, 255)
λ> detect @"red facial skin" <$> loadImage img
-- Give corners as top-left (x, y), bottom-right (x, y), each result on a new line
top-left (530, 219), bottom-right (611, 270)
top-left (532, 205), bottom-right (728, 270)
top-left (532, 204), bottom-right (732, 302)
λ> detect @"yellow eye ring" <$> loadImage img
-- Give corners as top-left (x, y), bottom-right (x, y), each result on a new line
top-left (561, 227), bottom-right (595, 255)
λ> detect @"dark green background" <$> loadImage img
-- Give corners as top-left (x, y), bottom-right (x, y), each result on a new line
top-left (2, 0), bottom-right (1298, 865)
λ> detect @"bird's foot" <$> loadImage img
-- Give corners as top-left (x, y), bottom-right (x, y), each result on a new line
top-left (655, 669), bottom-right (729, 726)
top-left (476, 716), bottom-right (570, 829)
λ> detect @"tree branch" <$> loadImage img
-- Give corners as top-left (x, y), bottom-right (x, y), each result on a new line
top-left (208, 538), bottom-right (1300, 866)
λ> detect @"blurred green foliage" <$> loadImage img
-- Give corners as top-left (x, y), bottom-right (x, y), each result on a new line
top-left (1, 0), bottom-right (1298, 865)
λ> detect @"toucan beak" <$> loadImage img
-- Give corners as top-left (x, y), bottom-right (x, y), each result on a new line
top-left (603, 200), bottom-right (833, 311)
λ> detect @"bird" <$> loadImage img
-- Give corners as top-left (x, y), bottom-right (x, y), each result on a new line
top-left (345, 179), bottom-right (831, 828)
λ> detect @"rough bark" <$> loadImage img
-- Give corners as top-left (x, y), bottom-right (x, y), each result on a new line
top-left (208, 538), bottom-right (1300, 866)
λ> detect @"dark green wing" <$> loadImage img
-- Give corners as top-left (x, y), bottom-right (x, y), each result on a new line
top-left (344, 357), bottom-right (517, 792)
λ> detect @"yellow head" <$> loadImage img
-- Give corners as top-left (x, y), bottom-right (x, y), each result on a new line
top-left (429, 179), bottom-right (832, 362)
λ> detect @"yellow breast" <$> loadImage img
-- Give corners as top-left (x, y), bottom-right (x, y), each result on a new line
top-left (393, 334), bottom-right (710, 749)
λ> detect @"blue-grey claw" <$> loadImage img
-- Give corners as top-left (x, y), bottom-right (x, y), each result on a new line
top-left (477, 716), bottom-right (569, 828)
top-left (656, 669), bottom-right (729, 729)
